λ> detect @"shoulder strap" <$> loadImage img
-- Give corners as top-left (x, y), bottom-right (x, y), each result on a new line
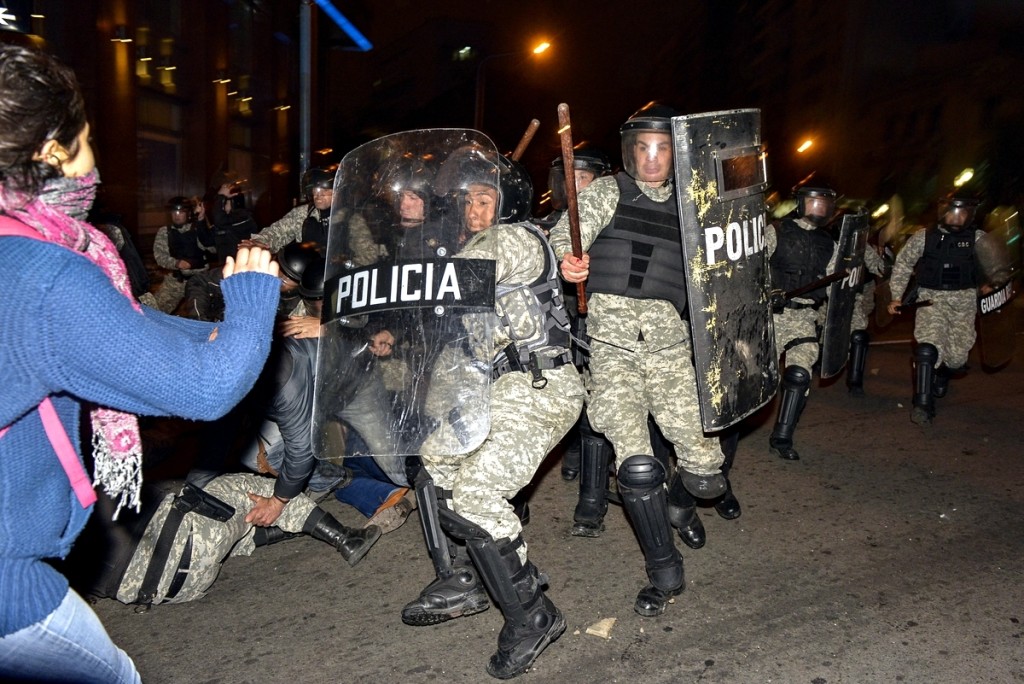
top-left (0, 217), bottom-right (96, 509)
top-left (0, 215), bottom-right (43, 240)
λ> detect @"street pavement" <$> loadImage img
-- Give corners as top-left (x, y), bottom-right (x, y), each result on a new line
top-left (86, 312), bottom-right (1024, 684)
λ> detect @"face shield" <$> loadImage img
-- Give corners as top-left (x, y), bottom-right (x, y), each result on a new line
top-left (938, 198), bottom-right (978, 230)
top-left (620, 126), bottom-right (673, 184)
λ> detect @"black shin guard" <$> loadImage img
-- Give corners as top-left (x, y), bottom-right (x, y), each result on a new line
top-left (617, 455), bottom-right (684, 616)
top-left (437, 510), bottom-right (565, 679)
top-left (912, 343), bottom-right (938, 424)
top-left (571, 434), bottom-right (612, 537)
top-left (402, 473), bottom-right (489, 626)
top-left (847, 330), bottom-right (869, 395)
top-left (770, 365), bottom-right (811, 460)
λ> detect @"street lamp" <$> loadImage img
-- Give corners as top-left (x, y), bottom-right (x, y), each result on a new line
top-left (474, 40), bottom-right (551, 131)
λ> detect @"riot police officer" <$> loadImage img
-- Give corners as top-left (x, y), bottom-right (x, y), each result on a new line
top-left (151, 196), bottom-right (214, 314)
top-left (401, 142), bottom-right (584, 679)
top-left (552, 103), bottom-right (728, 617)
top-left (245, 167), bottom-right (379, 266)
top-left (886, 188), bottom-right (996, 424)
top-left (766, 178), bottom-right (840, 460)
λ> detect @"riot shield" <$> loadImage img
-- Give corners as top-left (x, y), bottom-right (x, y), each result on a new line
top-left (977, 207), bottom-right (1020, 368)
top-left (312, 130), bottom-right (499, 485)
top-left (820, 211), bottom-right (869, 378)
top-left (672, 109), bottom-right (777, 432)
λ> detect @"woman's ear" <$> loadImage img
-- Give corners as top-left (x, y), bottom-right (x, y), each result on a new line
top-left (34, 139), bottom-right (67, 168)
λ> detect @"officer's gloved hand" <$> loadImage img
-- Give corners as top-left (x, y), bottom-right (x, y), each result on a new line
top-left (770, 289), bottom-right (786, 314)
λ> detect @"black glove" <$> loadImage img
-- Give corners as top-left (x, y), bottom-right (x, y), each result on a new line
top-left (770, 289), bottom-right (786, 314)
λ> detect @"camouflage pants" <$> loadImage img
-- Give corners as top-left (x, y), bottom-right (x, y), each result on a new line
top-left (773, 305), bottom-right (820, 379)
top-left (587, 338), bottom-right (724, 476)
top-left (116, 474), bottom-right (316, 605)
top-left (850, 281), bottom-right (876, 332)
top-left (153, 273), bottom-right (187, 314)
top-left (420, 364), bottom-right (583, 562)
top-left (915, 287), bottom-right (977, 368)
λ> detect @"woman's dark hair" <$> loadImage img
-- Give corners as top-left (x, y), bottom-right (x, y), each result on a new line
top-left (0, 45), bottom-right (87, 196)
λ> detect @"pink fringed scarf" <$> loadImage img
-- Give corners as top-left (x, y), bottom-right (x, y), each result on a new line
top-left (0, 170), bottom-right (143, 516)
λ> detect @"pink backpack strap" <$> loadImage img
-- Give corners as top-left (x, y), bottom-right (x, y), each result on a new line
top-left (0, 217), bottom-right (96, 508)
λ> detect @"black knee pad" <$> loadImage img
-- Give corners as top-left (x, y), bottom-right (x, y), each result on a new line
top-left (781, 365), bottom-right (811, 392)
top-left (617, 454), bottom-right (666, 491)
top-left (915, 343), bottom-right (938, 364)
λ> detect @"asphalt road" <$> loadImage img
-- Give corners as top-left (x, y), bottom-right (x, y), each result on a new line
top-left (87, 312), bottom-right (1024, 684)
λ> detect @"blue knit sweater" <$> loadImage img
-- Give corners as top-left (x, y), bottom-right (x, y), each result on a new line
top-left (0, 235), bottom-right (280, 635)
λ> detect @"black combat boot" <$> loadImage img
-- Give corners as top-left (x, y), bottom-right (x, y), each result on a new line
top-left (402, 478), bottom-right (489, 625)
top-left (847, 330), bottom-right (870, 396)
top-left (252, 526), bottom-right (300, 547)
top-left (911, 343), bottom-right (938, 425)
top-left (465, 537), bottom-right (566, 679)
top-left (571, 435), bottom-right (612, 537)
top-left (302, 508), bottom-right (381, 567)
top-left (769, 365), bottom-right (811, 460)
top-left (713, 431), bottom-right (742, 520)
top-left (618, 455), bottom-right (684, 617)
top-left (666, 470), bottom-right (705, 549)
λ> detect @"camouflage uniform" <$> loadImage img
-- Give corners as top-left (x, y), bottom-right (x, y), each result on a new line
top-left (889, 227), bottom-right (986, 368)
top-left (151, 223), bottom-right (215, 314)
top-left (116, 474), bottom-right (316, 605)
top-left (548, 175), bottom-right (723, 476)
top-left (420, 223), bottom-right (585, 556)
top-left (251, 204), bottom-right (380, 267)
top-left (851, 246), bottom-right (886, 331)
top-left (765, 218), bottom-right (840, 375)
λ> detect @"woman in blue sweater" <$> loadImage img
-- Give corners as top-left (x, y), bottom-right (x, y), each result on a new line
top-left (0, 45), bottom-right (280, 683)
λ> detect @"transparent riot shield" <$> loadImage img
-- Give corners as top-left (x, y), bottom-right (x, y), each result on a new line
top-left (820, 210), bottom-right (869, 378)
top-left (312, 130), bottom-right (499, 485)
top-left (672, 108), bottom-right (777, 431)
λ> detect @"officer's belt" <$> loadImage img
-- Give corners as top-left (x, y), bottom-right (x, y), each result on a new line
top-left (491, 349), bottom-right (572, 380)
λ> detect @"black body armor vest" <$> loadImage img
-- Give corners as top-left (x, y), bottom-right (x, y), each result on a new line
top-left (916, 227), bottom-right (977, 290)
top-left (301, 207), bottom-right (330, 249)
top-left (770, 218), bottom-right (835, 304)
top-left (167, 223), bottom-right (207, 266)
top-left (586, 173), bottom-right (687, 314)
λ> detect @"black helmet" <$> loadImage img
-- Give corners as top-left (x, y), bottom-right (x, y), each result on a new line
top-left (278, 241), bottom-right (320, 284)
top-left (301, 167), bottom-right (335, 199)
top-left (434, 143), bottom-right (533, 224)
top-left (548, 145), bottom-right (611, 209)
top-left (386, 157), bottom-right (436, 203)
top-left (167, 196), bottom-right (192, 211)
top-left (792, 175), bottom-right (838, 227)
top-left (938, 186), bottom-right (983, 229)
top-left (299, 256), bottom-right (326, 300)
top-left (549, 145), bottom-right (612, 177)
top-left (620, 102), bottom-right (678, 182)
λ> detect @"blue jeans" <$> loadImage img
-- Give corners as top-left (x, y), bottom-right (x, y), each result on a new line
top-left (0, 588), bottom-right (141, 683)
top-left (335, 430), bottom-right (403, 518)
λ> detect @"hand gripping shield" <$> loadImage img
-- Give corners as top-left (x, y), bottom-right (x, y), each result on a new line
top-left (672, 109), bottom-right (777, 431)
top-left (312, 130), bottom-right (499, 484)
top-left (819, 210), bottom-right (869, 378)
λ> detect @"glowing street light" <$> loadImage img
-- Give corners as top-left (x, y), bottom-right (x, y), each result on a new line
top-left (475, 40), bottom-right (552, 131)
top-left (953, 168), bottom-right (974, 187)
top-left (796, 139), bottom-right (814, 154)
